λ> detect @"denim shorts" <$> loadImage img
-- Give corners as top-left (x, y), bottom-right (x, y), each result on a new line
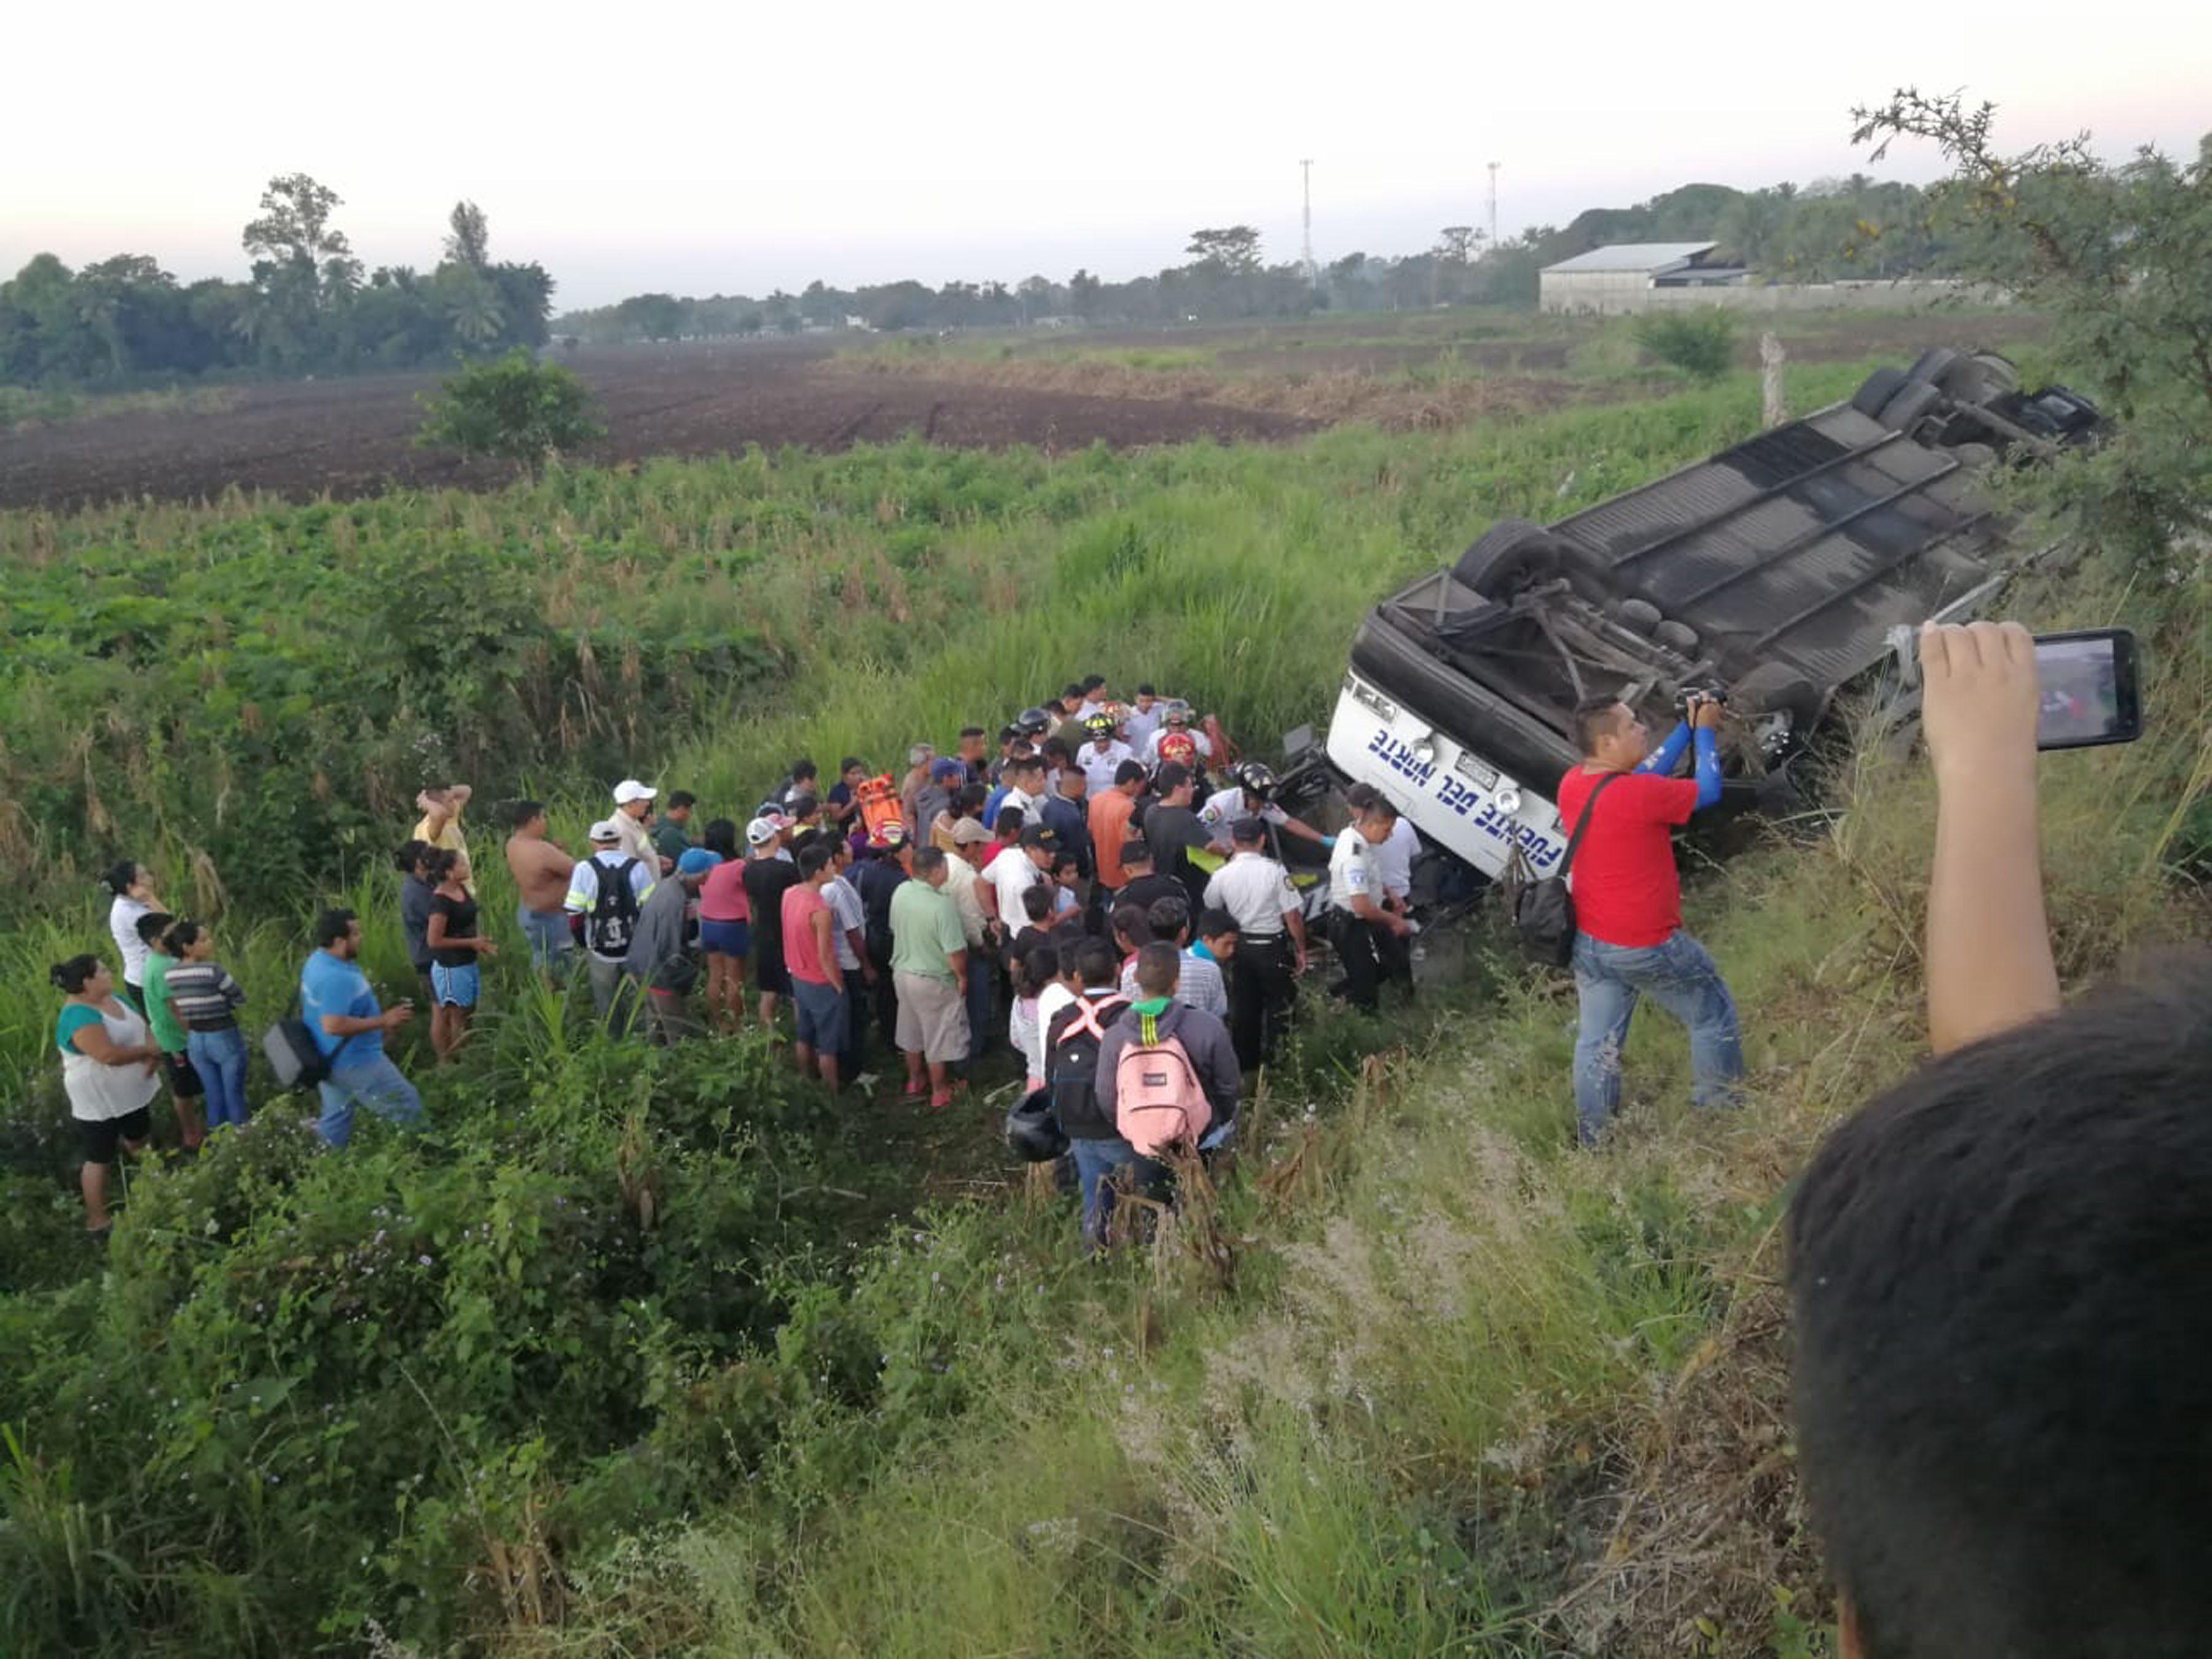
top-left (699, 919), bottom-right (750, 957)
top-left (791, 978), bottom-right (848, 1053)
top-left (430, 961), bottom-right (480, 1008)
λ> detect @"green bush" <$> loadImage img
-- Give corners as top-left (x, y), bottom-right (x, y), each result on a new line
top-left (415, 349), bottom-right (603, 468)
top-left (1634, 308), bottom-right (1738, 380)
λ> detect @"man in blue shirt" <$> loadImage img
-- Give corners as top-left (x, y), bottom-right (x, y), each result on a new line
top-left (301, 908), bottom-right (422, 1149)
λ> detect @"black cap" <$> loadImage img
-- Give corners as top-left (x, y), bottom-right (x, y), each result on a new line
top-left (1231, 815), bottom-right (1268, 843)
top-left (1021, 824), bottom-right (1056, 850)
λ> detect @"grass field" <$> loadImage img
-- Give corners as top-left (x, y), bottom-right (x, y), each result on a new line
top-left (2, 345), bottom-right (2204, 1658)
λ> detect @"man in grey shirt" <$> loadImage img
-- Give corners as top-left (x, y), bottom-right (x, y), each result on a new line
top-left (624, 847), bottom-right (718, 1043)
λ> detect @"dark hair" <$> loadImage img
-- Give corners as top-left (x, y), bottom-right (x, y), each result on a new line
top-left (1135, 683), bottom-right (1156, 698)
top-left (100, 860), bottom-right (141, 897)
top-left (1231, 816), bottom-right (1267, 844)
top-left (790, 758), bottom-right (818, 783)
top-left (788, 793), bottom-right (820, 820)
top-left (313, 908), bottom-right (358, 949)
top-left (998, 725), bottom-right (1018, 744)
top-left (1574, 696), bottom-right (1626, 757)
top-left (1052, 852), bottom-right (1081, 878)
top-left (135, 910), bottom-right (176, 946)
top-left (1115, 759), bottom-right (1147, 787)
top-left (1016, 943), bottom-right (1061, 1000)
top-left (994, 806), bottom-right (1026, 838)
top-left (1198, 907), bottom-right (1240, 941)
top-left (1134, 941), bottom-right (1181, 997)
top-left (834, 758), bottom-right (861, 777)
top-left (1081, 674), bottom-right (1106, 692)
top-left (508, 799), bottom-right (545, 830)
top-left (911, 847), bottom-right (949, 879)
top-left (428, 848), bottom-right (464, 884)
top-left (954, 784), bottom-right (988, 816)
top-left (1147, 895), bottom-right (1190, 943)
top-left (165, 919), bottom-right (205, 954)
top-left (704, 817), bottom-right (740, 858)
top-left (1787, 959), bottom-right (2212, 1659)
top-left (1363, 796), bottom-right (1399, 823)
top-left (667, 790), bottom-right (697, 811)
top-left (1062, 682), bottom-right (1084, 700)
top-left (1072, 938), bottom-right (1119, 988)
top-left (1155, 763), bottom-right (1191, 794)
top-left (394, 839), bottom-right (432, 874)
top-left (798, 842), bottom-right (834, 879)
top-left (1343, 782), bottom-right (1378, 811)
top-left (1020, 884), bottom-right (1054, 924)
top-left (1011, 753), bottom-right (1046, 778)
top-left (1110, 905), bottom-right (1153, 951)
top-left (1120, 837), bottom-right (1153, 868)
top-left (50, 954), bottom-right (102, 994)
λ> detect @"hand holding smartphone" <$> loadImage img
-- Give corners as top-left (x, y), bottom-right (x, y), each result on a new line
top-left (2031, 629), bottom-right (2141, 750)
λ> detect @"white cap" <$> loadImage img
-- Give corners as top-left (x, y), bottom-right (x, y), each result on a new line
top-left (613, 779), bottom-right (656, 805)
top-left (744, 816), bottom-right (779, 845)
top-left (587, 819), bottom-right (622, 842)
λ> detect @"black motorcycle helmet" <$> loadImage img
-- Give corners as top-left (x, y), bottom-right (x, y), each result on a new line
top-left (1014, 707), bottom-right (1053, 739)
top-left (1005, 1089), bottom-right (1069, 1163)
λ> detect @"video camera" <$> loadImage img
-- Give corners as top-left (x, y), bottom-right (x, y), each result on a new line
top-left (1673, 683), bottom-right (1728, 716)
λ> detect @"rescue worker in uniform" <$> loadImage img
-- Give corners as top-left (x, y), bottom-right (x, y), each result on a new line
top-left (1198, 762), bottom-right (1330, 855)
top-left (1204, 815), bottom-right (1308, 1069)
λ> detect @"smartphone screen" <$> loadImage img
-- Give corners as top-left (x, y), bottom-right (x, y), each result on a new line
top-left (2034, 629), bottom-right (2142, 750)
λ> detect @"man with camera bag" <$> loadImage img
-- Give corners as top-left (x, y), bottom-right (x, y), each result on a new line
top-left (1556, 690), bottom-right (1739, 1146)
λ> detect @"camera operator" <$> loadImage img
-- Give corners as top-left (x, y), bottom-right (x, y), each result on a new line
top-left (1782, 621), bottom-right (2212, 1659)
top-left (1558, 687), bottom-right (1741, 1146)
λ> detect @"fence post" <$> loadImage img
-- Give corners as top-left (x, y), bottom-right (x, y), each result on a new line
top-left (1760, 331), bottom-right (1787, 429)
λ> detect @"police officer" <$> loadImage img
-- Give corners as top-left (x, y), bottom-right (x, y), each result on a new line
top-left (1204, 815), bottom-right (1308, 1069)
top-left (1327, 799), bottom-right (1411, 1014)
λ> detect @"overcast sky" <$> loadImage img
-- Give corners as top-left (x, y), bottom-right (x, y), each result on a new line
top-left (6, 0), bottom-right (2206, 310)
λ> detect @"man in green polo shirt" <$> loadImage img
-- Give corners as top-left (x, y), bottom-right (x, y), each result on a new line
top-left (888, 847), bottom-right (972, 1110)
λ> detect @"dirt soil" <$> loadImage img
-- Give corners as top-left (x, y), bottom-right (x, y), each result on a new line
top-left (0, 341), bottom-right (1316, 512)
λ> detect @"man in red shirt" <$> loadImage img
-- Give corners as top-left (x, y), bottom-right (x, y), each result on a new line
top-left (1555, 692), bottom-right (1739, 1145)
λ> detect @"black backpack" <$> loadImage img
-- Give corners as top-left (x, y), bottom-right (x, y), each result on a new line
top-left (1046, 994), bottom-right (1126, 1139)
top-left (586, 856), bottom-right (642, 957)
top-left (1512, 773), bottom-right (1621, 967)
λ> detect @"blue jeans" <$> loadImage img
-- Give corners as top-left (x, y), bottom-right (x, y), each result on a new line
top-left (187, 1026), bottom-right (250, 1130)
top-left (965, 955), bottom-right (995, 1063)
top-left (1572, 930), bottom-right (1743, 1145)
top-left (317, 1053), bottom-right (424, 1149)
top-left (1070, 1134), bottom-right (1163, 1247)
top-left (518, 906), bottom-right (571, 975)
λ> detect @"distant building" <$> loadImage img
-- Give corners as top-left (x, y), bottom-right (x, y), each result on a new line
top-left (1539, 242), bottom-right (1746, 315)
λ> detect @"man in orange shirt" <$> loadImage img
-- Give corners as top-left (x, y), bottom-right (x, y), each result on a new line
top-left (1086, 758), bottom-right (1146, 928)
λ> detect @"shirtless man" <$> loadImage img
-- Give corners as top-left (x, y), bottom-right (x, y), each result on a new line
top-left (504, 799), bottom-right (575, 976)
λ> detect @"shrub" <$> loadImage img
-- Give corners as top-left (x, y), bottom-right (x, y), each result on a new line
top-left (415, 349), bottom-right (603, 469)
top-left (1634, 309), bottom-right (1738, 381)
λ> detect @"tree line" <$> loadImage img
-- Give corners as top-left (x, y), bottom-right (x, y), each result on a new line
top-left (1, 176), bottom-right (555, 388)
top-left (555, 174), bottom-right (1971, 342)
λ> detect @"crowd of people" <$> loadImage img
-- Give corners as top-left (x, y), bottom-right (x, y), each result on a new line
top-left (54, 678), bottom-right (1439, 1245)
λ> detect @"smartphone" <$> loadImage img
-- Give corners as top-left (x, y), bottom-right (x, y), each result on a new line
top-left (2034, 629), bottom-right (2142, 750)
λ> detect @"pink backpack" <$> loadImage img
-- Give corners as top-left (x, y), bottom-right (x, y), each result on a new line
top-left (1113, 1011), bottom-right (1212, 1157)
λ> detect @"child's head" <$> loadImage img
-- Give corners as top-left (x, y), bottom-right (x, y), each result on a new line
top-left (1147, 895), bottom-right (1191, 947)
top-left (1198, 908), bottom-right (1241, 962)
top-left (1016, 944), bottom-right (1061, 1002)
top-left (1020, 885), bottom-right (1054, 927)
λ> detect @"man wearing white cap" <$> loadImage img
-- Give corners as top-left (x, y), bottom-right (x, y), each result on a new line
top-left (611, 780), bottom-right (667, 874)
top-left (565, 819), bottom-right (656, 1019)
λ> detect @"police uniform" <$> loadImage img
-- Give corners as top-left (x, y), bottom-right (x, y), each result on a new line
top-left (1206, 847), bottom-right (1302, 1069)
top-left (1198, 787), bottom-right (1286, 842)
top-left (1368, 815), bottom-right (1421, 990)
top-left (1327, 831), bottom-right (1389, 1014)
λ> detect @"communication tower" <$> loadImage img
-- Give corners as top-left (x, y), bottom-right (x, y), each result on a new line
top-left (1301, 158), bottom-right (1319, 286)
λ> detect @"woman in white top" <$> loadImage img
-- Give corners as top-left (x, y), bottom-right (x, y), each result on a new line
top-left (52, 953), bottom-right (163, 1234)
top-left (102, 860), bottom-right (166, 1013)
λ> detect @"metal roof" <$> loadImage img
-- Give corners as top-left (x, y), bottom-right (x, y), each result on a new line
top-left (1540, 241), bottom-right (1719, 276)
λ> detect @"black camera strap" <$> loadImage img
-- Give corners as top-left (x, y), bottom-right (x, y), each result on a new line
top-left (1558, 771), bottom-right (1623, 880)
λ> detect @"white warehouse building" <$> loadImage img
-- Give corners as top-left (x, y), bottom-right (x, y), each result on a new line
top-left (1539, 242), bottom-right (1746, 315)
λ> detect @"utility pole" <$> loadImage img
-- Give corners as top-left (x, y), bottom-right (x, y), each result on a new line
top-left (1301, 158), bottom-right (1319, 288)
top-left (1487, 161), bottom-right (1500, 251)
